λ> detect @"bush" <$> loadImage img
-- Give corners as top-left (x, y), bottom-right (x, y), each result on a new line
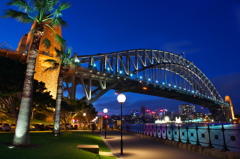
top-left (35, 113), bottom-right (47, 120)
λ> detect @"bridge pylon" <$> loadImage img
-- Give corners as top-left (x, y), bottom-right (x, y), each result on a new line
top-left (225, 95), bottom-right (236, 122)
top-left (16, 22), bottom-right (62, 99)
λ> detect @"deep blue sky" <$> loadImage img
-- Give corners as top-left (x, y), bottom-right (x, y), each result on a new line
top-left (1, 0), bottom-right (240, 116)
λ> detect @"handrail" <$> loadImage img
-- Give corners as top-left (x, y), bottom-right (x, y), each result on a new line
top-left (123, 123), bottom-right (240, 153)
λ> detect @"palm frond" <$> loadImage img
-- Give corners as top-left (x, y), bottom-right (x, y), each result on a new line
top-left (44, 67), bottom-right (57, 72)
top-left (55, 34), bottom-right (66, 47)
top-left (67, 47), bottom-right (72, 55)
top-left (53, 62), bottom-right (60, 68)
top-left (42, 38), bottom-right (51, 49)
top-left (54, 47), bottom-right (62, 58)
top-left (1, 9), bottom-right (32, 23)
top-left (44, 59), bottom-right (60, 70)
top-left (50, 17), bottom-right (67, 27)
top-left (6, 0), bottom-right (31, 13)
top-left (45, 0), bottom-right (59, 11)
top-left (51, 11), bottom-right (62, 18)
top-left (45, 59), bottom-right (57, 63)
top-left (32, 0), bottom-right (47, 11)
top-left (33, 0), bottom-right (57, 20)
top-left (58, 2), bottom-right (71, 11)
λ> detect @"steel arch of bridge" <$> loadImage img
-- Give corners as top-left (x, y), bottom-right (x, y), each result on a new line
top-left (63, 49), bottom-right (230, 121)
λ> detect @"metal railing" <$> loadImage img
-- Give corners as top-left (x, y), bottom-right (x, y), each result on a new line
top-left (0, 46), bottom-right (17, 53)
top-left (123, 123), bottom-right (240, 152)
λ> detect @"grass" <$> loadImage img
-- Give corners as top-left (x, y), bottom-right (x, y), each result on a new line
top-left (0, 131), bottom-right (116, 159)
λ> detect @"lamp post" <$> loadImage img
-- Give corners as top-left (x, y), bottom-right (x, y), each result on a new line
top-left (103, 108), bottom-right (108, 139)
top-left (99, 113), bottom-right (102, 133)
top-left (117, 94), bottom-right (126, 155)
top-left (83, 113), bottom-right (86, 130)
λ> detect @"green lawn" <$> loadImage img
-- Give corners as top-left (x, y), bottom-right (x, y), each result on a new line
top-left (0, 131), bottom-right (116, 159)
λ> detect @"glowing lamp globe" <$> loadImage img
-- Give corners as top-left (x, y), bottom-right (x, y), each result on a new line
top-left (117, 94), bottom-right (126, 103)
top-left (103, 108), bottom-right (108, 113)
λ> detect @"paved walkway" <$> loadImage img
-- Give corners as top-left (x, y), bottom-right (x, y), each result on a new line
top-left (101, 130), bottom-right (218, 159)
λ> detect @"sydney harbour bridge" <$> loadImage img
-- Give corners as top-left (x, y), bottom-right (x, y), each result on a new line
top-left (0, 46), bottom-right (234, 122)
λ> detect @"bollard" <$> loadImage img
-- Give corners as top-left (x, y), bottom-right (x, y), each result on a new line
top-left (221, 124), bottom-right (229, 151)
top-left (195, 124), bottom-right (201, 146)
top-left (186, 124), bottom-right (190, 144)
top-left (207, 125), bottom-right (214, 148)
top-left (178, 124), bottom-right (182, 142)
top-left (172, 124), bottom-right (174, 141)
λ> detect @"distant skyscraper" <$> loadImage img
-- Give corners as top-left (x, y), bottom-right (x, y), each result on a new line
top-left (179, 104), bottom-right (196, 115)
top-left (131, 110), bottom-right (139, 117)
top-left (141, 106), bottom-right (146, 117)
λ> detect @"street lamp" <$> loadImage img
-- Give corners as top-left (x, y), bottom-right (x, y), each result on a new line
top-left (117, 94), bottom-right (126, 155)
top-left (103, 108), bottom-right (108, 139)
top-left (83, 113), bottom-right (86, 129)
top-left (99, 112), bottom-right (102, 133)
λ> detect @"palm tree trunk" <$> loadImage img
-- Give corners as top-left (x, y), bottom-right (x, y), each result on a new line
top-left (13, 23), bottom-right (44, 145)
top-left (53, 66), bottom-right (64, 135)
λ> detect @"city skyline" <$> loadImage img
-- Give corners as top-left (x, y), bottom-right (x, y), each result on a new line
top-left (0, 0), bottom-right (240, 116)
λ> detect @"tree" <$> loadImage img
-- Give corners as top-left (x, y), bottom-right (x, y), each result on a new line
top-left (0, 57), bottom-right (26, 96)
top-left (31, 80), bottom-right (55, 120)
top-left (0, 56), bottom-right (25, 123)
top-left (0, 57), bottom-right (54, 123)
top-left (0, 92), bottom-right (21, 124)
top-left (60, 98), bottom-right (84, 131)
top-left (0, 80), bottom-right (55, 124)
top-left (75, 103), bottom-right (98, 129)
top-left (45, 46), bottom-right (79, 135)
top-left (2, 0), bottom-right (70, 145)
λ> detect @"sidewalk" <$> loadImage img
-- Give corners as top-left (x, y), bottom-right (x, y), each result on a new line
top-left (101, 130), bottom-right (218, 159)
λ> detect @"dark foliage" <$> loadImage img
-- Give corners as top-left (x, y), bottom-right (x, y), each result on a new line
top-left (0, 56), bottom-right (26, 95)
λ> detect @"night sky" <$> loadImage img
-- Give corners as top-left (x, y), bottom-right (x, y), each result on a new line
top-left (0, 0), bottom-right (240, 116)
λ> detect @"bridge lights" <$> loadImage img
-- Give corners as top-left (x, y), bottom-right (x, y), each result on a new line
top-left (74, 57), bottom-right (80, 63)
top-left (162, 82), bottom-right (165, 85)
top-left (156, 80), bottom-right (158, 83)
top-left (148, 78), bottom-right (151, 81)
top-left (174, 85), bottom-right (177, 88)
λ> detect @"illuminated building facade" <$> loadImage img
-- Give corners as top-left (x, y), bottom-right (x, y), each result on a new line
top-left (17, 22), bottom-right (62, 99)
top-left (179, 104), bottom-right (196, 115)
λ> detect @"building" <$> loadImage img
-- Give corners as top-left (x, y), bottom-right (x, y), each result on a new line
top-left (195, 112), bottom-right (203, 119)
top-left (179, 104), bottom-right (196, 115)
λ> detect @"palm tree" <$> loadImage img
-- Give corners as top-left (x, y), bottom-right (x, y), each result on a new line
top-left (2, 0), bottom-right (71, 145)
top-left (45, 46), bottom-right (79, 135)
